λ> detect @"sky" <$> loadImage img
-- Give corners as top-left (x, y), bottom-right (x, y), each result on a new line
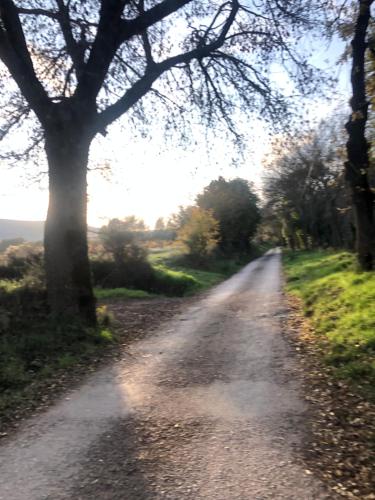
top-left (0, 31), bottom-right (351, 230)
top-left (0, 118), bottom-right (270, 228)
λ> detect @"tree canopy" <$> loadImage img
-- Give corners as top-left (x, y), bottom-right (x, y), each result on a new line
top-left (178, 207), bottom-right (220, 262)
top-left (196, 177), bottom-right (260, 253)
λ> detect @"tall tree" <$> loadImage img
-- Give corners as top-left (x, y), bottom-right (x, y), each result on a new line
top-left (0, 0), bottom-right (321, 324)
top-left (196, 177), bottom-right (260, 253)
top-left (345, 0), bottom-right (375, 270)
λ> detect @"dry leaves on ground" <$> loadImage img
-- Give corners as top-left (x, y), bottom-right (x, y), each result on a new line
top-left (283, 294), bottom-right (375, 500)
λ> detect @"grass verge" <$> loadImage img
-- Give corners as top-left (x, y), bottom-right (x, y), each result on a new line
top-left (148, 245), bottom-right (260, 295)
top-left (95, 287), bottom-right (156, 300)
top-left (0, 282), bottom-right (116, 425)
top-left (283, 250), bottom-right (375, 398)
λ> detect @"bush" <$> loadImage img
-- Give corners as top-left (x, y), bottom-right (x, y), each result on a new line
top-left (178, 207), bottom-right (220, 264)
top-left (0, 242), bottom-right (44, 285)
top-left (91, 249), bottom-right (154, 290)
top-left (95, 218), bottom-right (155, 289)
top-left (150, 266), bottom-right (198, 296)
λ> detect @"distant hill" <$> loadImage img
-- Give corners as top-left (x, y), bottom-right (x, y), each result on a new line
top-left (0, 219), bottom-right (44, 242)
top-left (0, 219), bottom-right (99, 242)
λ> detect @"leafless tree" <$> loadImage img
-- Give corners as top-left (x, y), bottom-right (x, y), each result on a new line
top-left (263, 115), bottom-right (354, 250)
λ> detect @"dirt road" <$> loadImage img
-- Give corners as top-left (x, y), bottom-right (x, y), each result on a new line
top-left (0, 250), bottom-right (336, 499)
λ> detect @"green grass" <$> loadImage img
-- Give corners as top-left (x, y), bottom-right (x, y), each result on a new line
top-left (149, 246), bottom-right (250, 295)
top-left (0, 319), bottom-right (115, 414)
top-left (0, 280), bottom-right (117, 418)
top-left (148, 245), bottom-right (185, 266)
top-left (95, 287), bottom-right (156, 300)
top-left (0, 279), bottom-right (22, 292)
top-left (283, 250), bottom-right (375, 397)
top-left (94, 244), bottom-right (262, 300)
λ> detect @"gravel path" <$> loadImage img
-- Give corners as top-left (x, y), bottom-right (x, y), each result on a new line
top-left (0, 250), bottom-right (337, 499)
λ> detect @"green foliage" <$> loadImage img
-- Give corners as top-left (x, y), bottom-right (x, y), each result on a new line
top-left (284, 250), bottom-right (375, 397)
top-left (99, 217), bottom-right (147, 263)
top-left (196, 177), bottom-right (260, 254)
top-left (91, 250), bottom-right (154, 290)
top-left (151, 266), bottom-right (198, 296)
top-left (149, 244), bottom-right (257, 293)
top-left (148, 245), bottom-right (185, 266)
top-left (178, 207), bottom-right (220, 263)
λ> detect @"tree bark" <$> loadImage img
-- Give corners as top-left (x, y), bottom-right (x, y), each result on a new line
top-left (345, 0), bottom-right (375, 270)
top-left (44, 118), bottom-right (96, 325)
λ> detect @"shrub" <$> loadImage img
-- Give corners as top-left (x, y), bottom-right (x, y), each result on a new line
top-left (95, 218), bottom-right (154, 289)
top-left (0, 242), bottom-right (44, 285)
top-left (91, 249), bottom-right (154, 290)
top-left (150, 266), bottom-right (198, 296)
top-left (178, 207), bottom-right (220, 264)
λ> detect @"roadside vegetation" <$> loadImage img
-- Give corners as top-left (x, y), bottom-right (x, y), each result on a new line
top-left (283, 250), bottom-right (375, 398)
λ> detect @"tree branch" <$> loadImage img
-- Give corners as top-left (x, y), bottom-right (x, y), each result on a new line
top-left (17, 7), bottom-right (59, 20)
top-left (95, 0), bottom-right (239, 132)
top-left (75, 0), bottom-right (193, 104)
top-left (55, 0), bottom-right (85, 80)
top-left (0, 0), bottom-right (52, 121)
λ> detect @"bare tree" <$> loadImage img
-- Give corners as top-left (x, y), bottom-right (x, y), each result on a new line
top-left (263, 116), bottom-right (354, 250)
top-left (0, 0), bottom-right (321, 324)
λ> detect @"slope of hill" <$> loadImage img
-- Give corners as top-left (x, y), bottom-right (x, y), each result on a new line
top-left (0, 219), bottom-right (99, 242)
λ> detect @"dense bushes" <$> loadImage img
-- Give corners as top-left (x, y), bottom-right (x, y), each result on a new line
top-left (91, 252), bottom-right (154, 290)
top-left (91, 259), bottom-right (197, 296)
top-left (93, 218), bottom-right (198, 296)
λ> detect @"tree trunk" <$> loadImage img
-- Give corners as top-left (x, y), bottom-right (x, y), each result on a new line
top-left (345, 0), bottom-right (375, 270)
top-left (44, 122), bottom-right (96, 325)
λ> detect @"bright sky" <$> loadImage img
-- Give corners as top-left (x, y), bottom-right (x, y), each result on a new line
top-left (0, 35), bottom-right (350, 230)
top-left (0, 118), bottom-right (270, 228)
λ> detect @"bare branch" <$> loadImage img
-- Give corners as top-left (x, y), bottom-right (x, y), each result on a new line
top-left (17, 7), bottom-right (59, 20)
top-left (96, 0), bottom-right (239, 132)
top-left (55, 0), bottom-right (85, 79)
top-left (75, 0), bottom-right (193, 104)
top-left (0, 0), bottom-right (52, 120)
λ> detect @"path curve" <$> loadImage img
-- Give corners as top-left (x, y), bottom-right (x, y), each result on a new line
top-left (0, 250), bottom-right (336, 499)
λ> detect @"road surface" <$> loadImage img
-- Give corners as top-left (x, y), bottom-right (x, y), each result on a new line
top-left (0, 250), bottom-right (336, 499)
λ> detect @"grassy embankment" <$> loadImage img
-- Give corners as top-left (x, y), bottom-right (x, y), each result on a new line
top-left (283, 250), bottom-right (375, 398)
